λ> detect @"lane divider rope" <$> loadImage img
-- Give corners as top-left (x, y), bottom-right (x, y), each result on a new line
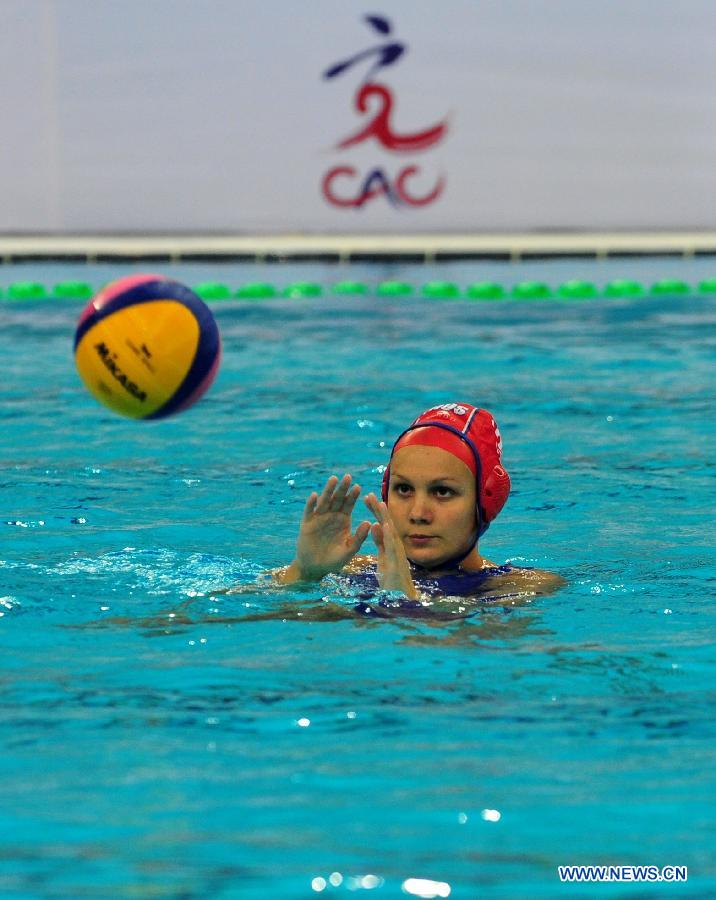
top-left (1, 278), bottom-right (713, 302)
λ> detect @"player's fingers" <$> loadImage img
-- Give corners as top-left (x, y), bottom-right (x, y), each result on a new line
top-left (315, 475), bottom-right (339, 512)
top-left (364, 492), bottom-right (385, 523)
top-left (343, 483), bottom-right (362, 513)
top-left (351, 520), bottom-right (371, 552)
top-left (301, 491), bottom-right (318, 521)
top-left (370, 522), bottom-right (384, 552)
top-left (329, 474), bottom-right (352, 510)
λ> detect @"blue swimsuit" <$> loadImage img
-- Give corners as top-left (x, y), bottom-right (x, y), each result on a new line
top-left (345, 562), bottom-right (521, 618)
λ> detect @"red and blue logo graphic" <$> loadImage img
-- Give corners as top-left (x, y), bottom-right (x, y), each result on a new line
top-left (321, 15), bottom-right (449, 209)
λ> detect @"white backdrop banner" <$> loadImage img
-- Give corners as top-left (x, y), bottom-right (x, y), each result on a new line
top-left (2, 0), bottom-right (715, 233)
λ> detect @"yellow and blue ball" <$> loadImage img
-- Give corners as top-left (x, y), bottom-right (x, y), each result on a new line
top-left (74, 274), bottom-right (221, 419)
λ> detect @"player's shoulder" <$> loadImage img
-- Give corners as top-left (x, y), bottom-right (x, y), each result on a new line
top-left (492, 565), bottom-right (567, 595)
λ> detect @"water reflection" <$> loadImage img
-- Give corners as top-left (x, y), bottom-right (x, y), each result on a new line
top-left (76, 579), bottom-right (553, 649)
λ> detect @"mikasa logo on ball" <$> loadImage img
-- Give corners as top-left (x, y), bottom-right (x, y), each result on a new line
top-left (94, 341), bottom-right (148, 403)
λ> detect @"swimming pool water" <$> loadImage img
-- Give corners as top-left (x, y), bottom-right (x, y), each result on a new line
top-left (1, 260), bottom-right (714, 898)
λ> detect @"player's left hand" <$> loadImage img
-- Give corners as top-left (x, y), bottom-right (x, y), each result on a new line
top-left (364, 493), bottom-right (417, 599)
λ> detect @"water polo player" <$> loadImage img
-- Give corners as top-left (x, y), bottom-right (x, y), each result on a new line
top-left (274, 403), bottom-right (564, 603)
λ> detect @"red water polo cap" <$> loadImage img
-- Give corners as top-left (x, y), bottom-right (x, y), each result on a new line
top-left (381, 403), bottom-right (511, 536)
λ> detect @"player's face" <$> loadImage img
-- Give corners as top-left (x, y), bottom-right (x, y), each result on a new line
top-left (387, 445), bottom-right (477, 569)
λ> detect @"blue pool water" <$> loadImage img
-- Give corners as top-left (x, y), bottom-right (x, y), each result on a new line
top-left (1, 259), bottom-right (714, 898)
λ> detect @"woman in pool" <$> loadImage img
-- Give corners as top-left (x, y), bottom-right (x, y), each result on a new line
top-left (274, 403), bottom-right (564, 603)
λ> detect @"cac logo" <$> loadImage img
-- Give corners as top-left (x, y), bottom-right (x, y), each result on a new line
top-left (321, 14), bottom-right (449, 209)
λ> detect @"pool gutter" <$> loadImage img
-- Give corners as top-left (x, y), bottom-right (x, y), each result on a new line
top-left (1, 232), bottom-right (716, 263)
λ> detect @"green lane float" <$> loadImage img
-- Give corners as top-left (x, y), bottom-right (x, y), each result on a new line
top-left (651, 279), bottom-right (690, 295)
top-left (603, 280), bottom-right (644, 298)
top-left (558, 280), bottom-right (598, 299)
top-left (512, 281), bottom-right (552, 300)
top-left (465, 282), bottom-right (505, 300)
top-left (7, 281), bottom-right (48, 300)
top-left (193, 282), bottom-right (232, 300)
top-left (1, 276), bottom-right (712, 303)
top-left (376, 281), bottom-right (413, 296)
top-left (283, 282), bottom-right (322, 298)
top-left (235, 282), bottom-right (277, 299)
top-left (422, 281), bottom-right (460, 299)
top-left (53, 281), bottom-right (94, 300)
